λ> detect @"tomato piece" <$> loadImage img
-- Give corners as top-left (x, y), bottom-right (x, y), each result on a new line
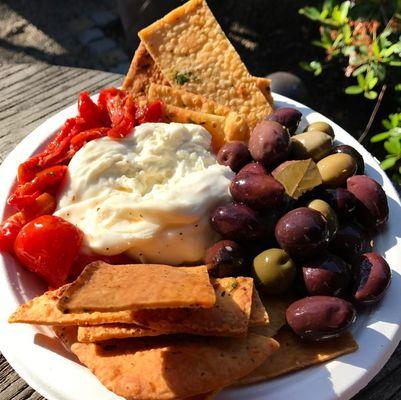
top-left (70, 127), bottom-right (109, 152)
top-left (136, 101), bottom-right (164, 124)
top-left (69, 253), bottom-right (133, 281)
top-left (14, 215), bottom-right (83, 288)
top-left (78, 92), bottom-right (109, 128)
top-left (9, 166), bottom-right (67, 210)
top-left (0, 213), bottom-right (26, 253)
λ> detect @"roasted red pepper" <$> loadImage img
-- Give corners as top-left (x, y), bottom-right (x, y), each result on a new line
top-left (9, 165), bottom-right (67, 209)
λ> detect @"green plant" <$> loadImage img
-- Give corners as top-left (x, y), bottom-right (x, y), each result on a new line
top-left (371, 112), bottom-right (401, 178)
top-left (300, 0), bottom-right (401, 181)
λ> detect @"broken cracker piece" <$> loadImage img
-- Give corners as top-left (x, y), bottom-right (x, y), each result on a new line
top-left (249, 288), bottom-right (269, 327)
top-left (148, 83), bottom-right (231, 116)
top-left (78, 323), bottom-right (167, 343)
top-left (9, 286), bottom-right (141, 326)
top-left (139, 0), bottom-right (272, 128)
top-left (71, 333), bottom-right (279, 400)
top-left (130, 277), bottom-right (254, 337)
top-left (122, 41), bottom-right (169, 102)
top-left (238, 327), bottom-right (358, 385)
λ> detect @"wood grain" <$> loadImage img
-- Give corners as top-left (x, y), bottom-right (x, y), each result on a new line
top-left (0, 63), bottom-right (400, 400)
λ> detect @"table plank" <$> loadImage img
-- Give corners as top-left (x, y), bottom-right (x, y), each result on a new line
top-left (0, 63), bottom-right (400, 400)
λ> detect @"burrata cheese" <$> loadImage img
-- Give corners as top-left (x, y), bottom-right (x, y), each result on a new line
top-left (55, 123), bottom-right (234, 264)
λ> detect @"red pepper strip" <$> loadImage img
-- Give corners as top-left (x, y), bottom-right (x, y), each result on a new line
top-left (0, 212), bottom-right (26, 252)
top-left (98, 88), bottom-right (129, 128)
top-left (17, 118), bottom-right (77, 184)
top-left (136, 100), bottom-right (164, 124)
top-left (70, 127), bottom-right (109, 152)
top-left (108, 95), bottom-right (136, 139)
top-left (9, 166), bottom-right (67, 209)
top-left (78, 92), bottom-right (110, 128)
top-left (21, 192), bottom-right (56, 221)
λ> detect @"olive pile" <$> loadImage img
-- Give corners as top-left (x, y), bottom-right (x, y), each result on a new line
top-left (209, 107), bottom-right (391, 342)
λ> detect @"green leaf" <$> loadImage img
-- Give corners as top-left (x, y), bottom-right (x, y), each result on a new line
top-left (352, 64), bottom-right (368, 77)
top-left (364, 90), bottom-right (378, 100)
top-left (299, 7), bottom-right (321, 20)
top-left (395, 84), bottom-right (401, 91)
top-left (389, 61), bottom-right (401, 66)
top-left (381, 157), bottom-right (397, 170)
top-left (357, 73), bottom-right (365, 87)
top-left (300, 60), bottom-right (322, 75)
top-left (339, 1), bottom-right (350, 21)
top-left (371, 132), bottom-right (391, 143)
top-left (384, 138), bottom-right (401, 155)
top-left (368, 76), bottom-right (378, 90)
top-left (345, 85), bottom-right (364, 95)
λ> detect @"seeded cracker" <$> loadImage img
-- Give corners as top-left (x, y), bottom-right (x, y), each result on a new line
top-left (71, 333), bottom-right (279, 400)
top-left (57, 262), bottom-right (215, 312)
top-left (139, 0), bottom-right (272, 128)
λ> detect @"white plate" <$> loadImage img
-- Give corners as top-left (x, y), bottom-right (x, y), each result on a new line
top-left (0, 93), bottom-right (401, 400)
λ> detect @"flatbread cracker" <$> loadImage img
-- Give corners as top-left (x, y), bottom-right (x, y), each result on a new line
top-left (139, 0), bottom-right (272, 128)
top-left (8, 286), bottom-right (141, 326)
top-left (123, 42), bottom-right (273, 107)
top-left (131, 277), bottom-right (254, 337)
top-left (122, 41), bottom-right (169, 102)
top-left (71, 333), bottom-right (279, 400)
top-left (148, 83), bottom-right (231, 116)
top-left (163, 104), bottom-right (248, 151)
top-left (163, 104), bottom-right (226, 151)
top-left (238, 327), bottom-right (358, 385)
top-left (77, 323), bottom-right (167, 343)
top-left (57, 262), bottom-right (215, 313)
top-left (249, 288), bottom-right (269, 327)
top-left (250, 292), bottom-right (298, 337)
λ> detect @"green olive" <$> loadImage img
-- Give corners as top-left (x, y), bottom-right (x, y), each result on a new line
top-left (291, 131), bottom-right (332, 162)
top-left (307, 199), bottom-right (339, 238)
top-left (317, 153), bottom-right (357, 187)
top-left (252, 248), bottom-right (296, 294)
top-left (304, 121), bottom-right (335, 138)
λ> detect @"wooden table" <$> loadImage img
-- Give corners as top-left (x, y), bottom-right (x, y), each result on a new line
top-left (0, 63), bottom-right (400, 400)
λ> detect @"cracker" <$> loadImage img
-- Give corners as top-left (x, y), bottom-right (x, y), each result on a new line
top-left (139, 0), bottom-right (272, 128)
top-left (77, 324), bottom-right (167, 343)
top-left (148, 83), bottom-right (231, 116)
top-left (122, 42), bottom-right (169, 102)
top-left (132, 277), bottom-right (253, 337)
top-left (8, 286), bottom-right (141, 326)
top-left (163, 103), bottom-right (227, 151)
top-left (249, 288), bottom-right (269, 327)
top-left (57, 262), bottom-right (215, 313)
top-left (71, 333), bottom-right (279, 400)
top-left (124, 42), bottom-right (273, 108)
top-left (163, 103), bottom-right (249, 150)
top-left (250, 292), bottom-right (298, 337)
top-left (238, 327), bottom-right (358, 385)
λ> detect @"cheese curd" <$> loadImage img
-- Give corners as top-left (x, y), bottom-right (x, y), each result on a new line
top-left (55, 123), bottom-right (234, 264)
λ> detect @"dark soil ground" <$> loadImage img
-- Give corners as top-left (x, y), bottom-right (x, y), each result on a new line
top-left (0, 0), bottom-right (391, 157)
